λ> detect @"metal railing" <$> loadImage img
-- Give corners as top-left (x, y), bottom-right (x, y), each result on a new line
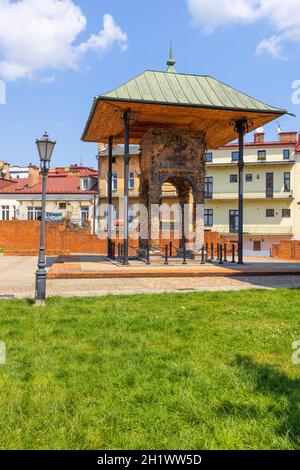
top-left (213, 225), bottom-right (293, 235)
top-left (205, 190), bottom-right (293, 200)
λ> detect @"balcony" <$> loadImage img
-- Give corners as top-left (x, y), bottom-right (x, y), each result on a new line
top-left (206, 160), bottom-right (295, 167)
top-left (205, 190), bottom-right (294, 200)
top-left (213, 225), bottom-right (293, 236)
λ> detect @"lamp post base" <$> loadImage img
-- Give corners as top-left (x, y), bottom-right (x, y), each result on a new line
top-left (35, 268), bottom-right (47, 303)
top-left (33, 299), bottom-right (46, 307)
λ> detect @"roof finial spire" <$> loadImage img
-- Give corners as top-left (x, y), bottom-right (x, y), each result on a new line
top-left (166, 42), bottom-right (176, 73)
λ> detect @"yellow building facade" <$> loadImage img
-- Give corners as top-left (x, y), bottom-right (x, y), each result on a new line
top-left (205, 129), bottom-right (300, 256)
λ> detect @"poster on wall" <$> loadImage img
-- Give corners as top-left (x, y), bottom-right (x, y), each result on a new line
top-left (45, 212), bottom-right (63, 222)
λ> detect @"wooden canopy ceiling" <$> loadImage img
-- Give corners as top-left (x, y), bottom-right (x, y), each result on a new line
top-left (82, 97), bottom-right (286, 149)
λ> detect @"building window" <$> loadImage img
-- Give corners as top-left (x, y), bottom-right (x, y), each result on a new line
top-left (106, 172), bottom-right (118, 192)
top-left (81, 177), bottom-right (91, 191)
top-left (282, 209), bottom-right (291, 218)
top-left (128, 204), bottom-right (135, 223)
top-left (129, 172), bottom-right (135, 190)
top-left (112, 172), bottom-right (118, 191)
top-left (283, 149), bottom-right (290, 160)
top-left (205, 176), bottom-right (213, 199)
top-left (245, 174), bottom-right (253, 182)
top-left (266, 209), bottom-right (274, 217)
top-left (284, 172), bottom-right (291, 192)
top-left (253, 241), bottom-right (261, 252)
top-left (232, 151), bottom-right (239, 162)
top-left (266, 172), bottom-right (274, 198)
top-left (81, 207), bottom-right (89, 225)
top-left (105, 205), bottom-right (118, 228)
top-left (113, 205), bottom-right (118, 220)
top-left (27, 207), bottom-right (42, 221)
top-left (59, 202), bottom-right (67, 210)
top-left (204, 209), bottom-right (213, 227)
top-left (13, 206), bottom-right (17, 219)
top-left (230, 175), bottom-right (238, 183)
top-left (205, 152), bottom-right (213, 162)
top-left (229, 210), bottom-right (239, 233)
top-left (1, 205), bottom-right (9, 221)
top-left (258, 150), bottom-right (266, 161)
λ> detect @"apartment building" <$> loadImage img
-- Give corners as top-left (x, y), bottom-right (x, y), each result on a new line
top-left (9, 166), bottom-right (29, 179)
top-left (205, 128), bottom-right (300, 256)
top-left (98, 128), bottom-right (300, 256)
top-left (0, 165), bottom-right (98, 230)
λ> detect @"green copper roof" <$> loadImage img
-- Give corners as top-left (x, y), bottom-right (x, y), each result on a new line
top-left (101, 70), bottom-right (285, 114)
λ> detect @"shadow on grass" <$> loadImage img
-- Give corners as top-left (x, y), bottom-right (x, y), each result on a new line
top-left (26, 298), bottom-right (35, 307)
top-left (217, 355), bottom-right (300, 448)
top-left (215, 401), bottom-right (260, 420)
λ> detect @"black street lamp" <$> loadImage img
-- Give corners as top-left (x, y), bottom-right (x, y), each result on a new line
top-left (35, 132), bottom-right (56, 303)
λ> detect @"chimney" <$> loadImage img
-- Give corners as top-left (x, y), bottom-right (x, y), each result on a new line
top-left (98, 143), bottom-right (106, 153)
top-left (69, 165), bottom-right (80, 176)
top-left (2, 163), bottom-right (11, 180)
top-left (279, 131), bottom-right (297, 144)
top-left (254, 127), bottom-right (265, 144)
top-left (28, 165), bottom-right (40, 188)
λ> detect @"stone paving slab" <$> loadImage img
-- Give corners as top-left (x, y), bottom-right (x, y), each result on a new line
top-left (1, 275), bottom-right (300, 299)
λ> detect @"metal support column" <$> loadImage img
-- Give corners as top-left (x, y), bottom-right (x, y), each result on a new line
top-left (234, 119), bottom-right (249, 265)
top-left (107, 136), bottom-right (113, 258)
top-left (123, 110), bottom-right (130, 266)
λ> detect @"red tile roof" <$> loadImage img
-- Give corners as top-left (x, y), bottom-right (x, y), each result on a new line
top-left (0, 178), bottom-right (17, 190)
top-left (50, 165), bottom-right (98, 177)
top-left (0, 173), bottom-right (98, 195)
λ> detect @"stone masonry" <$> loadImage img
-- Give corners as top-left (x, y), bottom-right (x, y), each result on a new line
top-left (139, 126), bottom-right (206, 257)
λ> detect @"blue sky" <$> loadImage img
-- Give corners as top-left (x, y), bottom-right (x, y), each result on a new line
top-left (0, 0), bottom-right (299, 169)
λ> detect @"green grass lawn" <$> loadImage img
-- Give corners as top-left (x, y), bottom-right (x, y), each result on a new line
top-left (0, 290), bottom-right (300, 450)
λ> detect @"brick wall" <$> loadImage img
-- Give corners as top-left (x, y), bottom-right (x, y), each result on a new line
top-left (272, 240), bottom-right (300, 260)
top-left (0, 221), bottom-right (223, 256)
top-left (0, 221), bottom-right (106, 255)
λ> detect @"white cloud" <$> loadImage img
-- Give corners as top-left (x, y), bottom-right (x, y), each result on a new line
top-left (187, 0), bottom-right (260, 33)
top-left (78, 13), bottom-right (128, 54)
top-left (256, 35), bottom-right (283, 59)
top-left (0, 0), bottom-right (128, 81)
top-left (187, 0), bottom-right (300, 58)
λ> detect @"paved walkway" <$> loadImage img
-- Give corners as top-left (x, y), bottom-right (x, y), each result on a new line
top-left (1, 256), bottom-right (300, 298)
top-left (47, 255), bottom-right (300, 279)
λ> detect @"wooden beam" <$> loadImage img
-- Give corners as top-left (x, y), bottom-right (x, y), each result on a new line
top-left (83, 98), bottom-right (282, 147)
